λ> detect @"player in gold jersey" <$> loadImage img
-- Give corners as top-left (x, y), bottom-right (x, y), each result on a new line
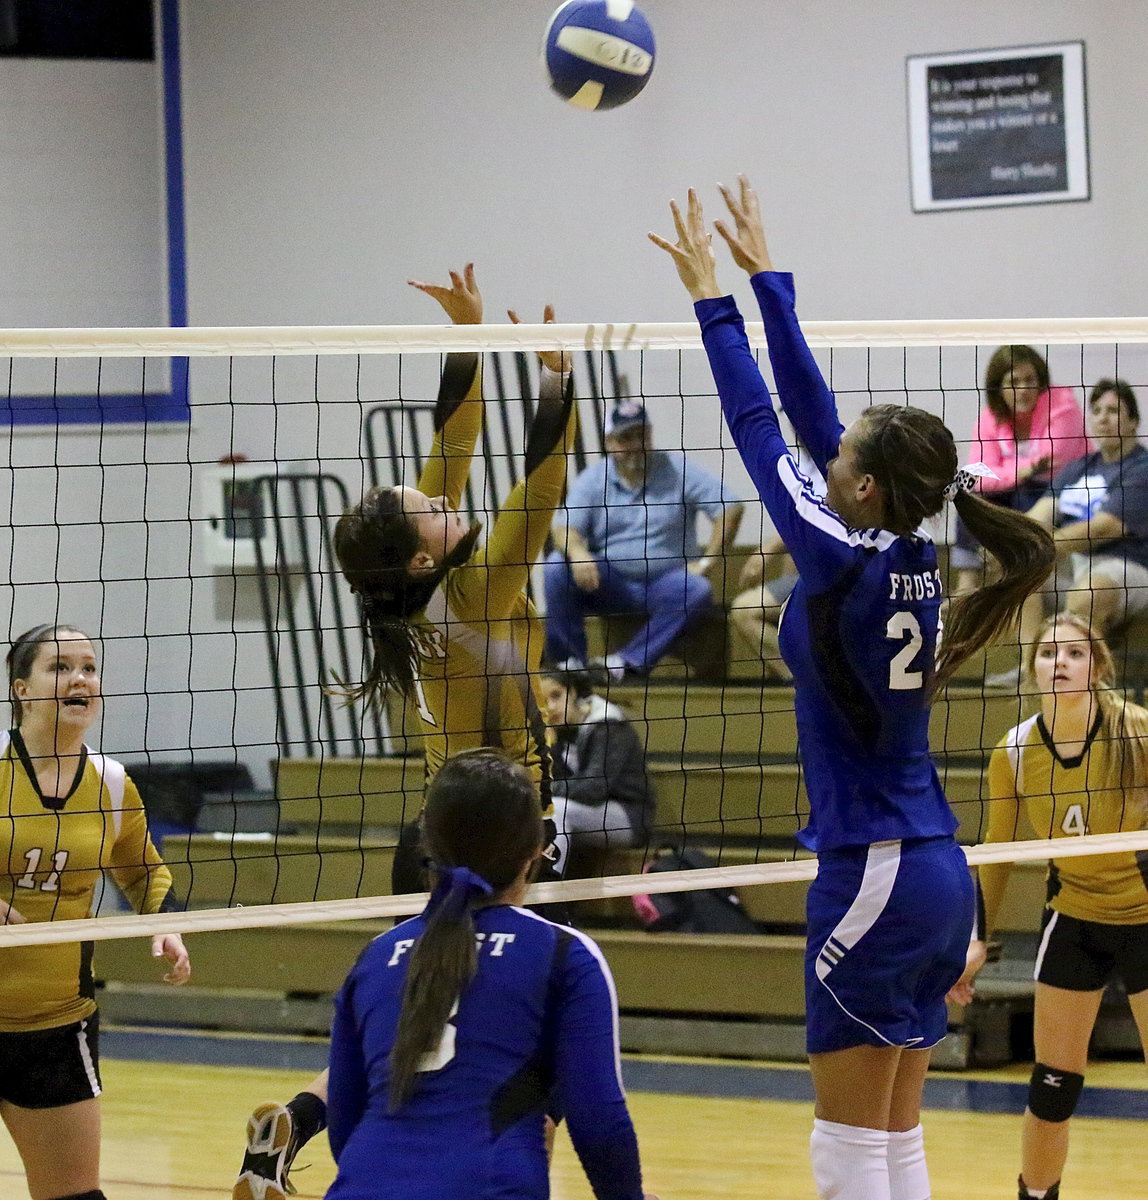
top-left (0, 624), bottom-right (188, 1200)
top-left (335, 262), bottom-right (575, 885)
top-left (235, 266), bottom-right (576, 1200)
top-left (954, 615), bottom-right (1148, 1200)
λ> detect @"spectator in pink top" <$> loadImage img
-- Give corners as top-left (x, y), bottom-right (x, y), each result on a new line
top-left (953, 345), bottom-right (1089, 595)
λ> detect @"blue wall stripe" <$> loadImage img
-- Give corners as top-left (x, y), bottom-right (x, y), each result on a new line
top-left (99, 1028), bottom-right (1148, 1121)
top-left (6, 0), bottom-right (191, 427)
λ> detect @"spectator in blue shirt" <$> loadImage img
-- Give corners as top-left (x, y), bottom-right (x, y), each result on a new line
top-left (1028, 380), bottom-right (1148, 633)
top-left (544, 400), bottom-right (743, 679)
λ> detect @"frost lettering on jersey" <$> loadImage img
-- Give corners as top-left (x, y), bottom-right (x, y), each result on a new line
top-left (388, 931), bottom-right (517, 967)
top-left (888, 569), bottom-right (943, 602)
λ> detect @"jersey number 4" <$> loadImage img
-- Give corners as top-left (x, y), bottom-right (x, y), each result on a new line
top-left (887, 611), bottom-right (925, 691)
top-left (16, 847), bottom-right (70, 892)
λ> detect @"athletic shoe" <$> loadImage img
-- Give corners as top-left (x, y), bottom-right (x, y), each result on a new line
top-left (1018, 1177), bottom-right (1060, 1199)
top-left (234, 1102), bottom-right (299, 1200)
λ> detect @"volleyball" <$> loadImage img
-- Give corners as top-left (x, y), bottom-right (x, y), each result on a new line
top-left (543, 0), bottom-right (656, 111)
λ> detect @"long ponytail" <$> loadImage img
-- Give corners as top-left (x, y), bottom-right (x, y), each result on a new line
top-left (852, 405), bottom-right (1055, 694)
top-left (936, 491), bottom-right (1055, 690)
top-left (387, 749), bottom-right (542, 1111)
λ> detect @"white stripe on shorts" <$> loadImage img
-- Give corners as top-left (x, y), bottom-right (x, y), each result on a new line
top-left (815, 840), bottom-right (902, 983)
top-left (1033, 910), bottom-right (1059, 983)
top-left (814, 840), bottom-right (904, 1046)
top-left (76, 1019), bottom-right (101, 1098)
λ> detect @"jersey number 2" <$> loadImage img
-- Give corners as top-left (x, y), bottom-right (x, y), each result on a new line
top-left (887, 611), bottom-right (924, 691)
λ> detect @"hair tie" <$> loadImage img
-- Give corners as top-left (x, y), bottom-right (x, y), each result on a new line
top-left (426, 864), bottom-right (494, 919)
top-left (944, 461), bottom-right (998, 501)
top-left (361, 589), bottom-right (394, 624)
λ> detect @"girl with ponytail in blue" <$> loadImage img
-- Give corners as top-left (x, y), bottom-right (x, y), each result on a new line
top-left (324, 748), bottom-right (655, 1200)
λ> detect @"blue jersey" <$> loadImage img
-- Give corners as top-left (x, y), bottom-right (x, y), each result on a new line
top-left (696, 272), bottom-right (957, 852)
top-left (326, 904), bottom-right (643, 1200)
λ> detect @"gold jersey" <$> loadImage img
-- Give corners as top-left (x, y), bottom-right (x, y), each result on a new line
top-left (0, 732), bottom-right (174, 1031)
top-left (981, 713), bottom-right (1148, 929)
top-left (409, 367), bottom-right (574, 806)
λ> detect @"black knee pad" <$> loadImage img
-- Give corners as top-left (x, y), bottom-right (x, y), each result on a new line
top-left (1027, 1062), bottom-right (1084, 1122)
top-left (49, 1191), bottom-right (107, 1200)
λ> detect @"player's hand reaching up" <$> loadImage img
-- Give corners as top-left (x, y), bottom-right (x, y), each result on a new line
top-left (649, 189), bottom-right (723, 303)
top-left (714, 174), bottom-right (775, 276)
top-left (408, 261), bottom-right (483, 325)
top-left (508, 304), bottom-right (572, 375)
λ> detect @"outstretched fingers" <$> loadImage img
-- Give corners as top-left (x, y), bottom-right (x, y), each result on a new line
top-left (407, 261), bottom-right (483, 324)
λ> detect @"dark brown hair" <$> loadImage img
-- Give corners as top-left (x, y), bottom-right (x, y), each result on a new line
top-left (1089, 377), bottom-right (1139, 424)
top-left (7, 624), bottom-right (92, 725)
top-left (333, 487), bottom-right (480, 703)
top-left (983, 345), bottom-right (1051, 424)
top-left (852, 405), bottom-right (1055, 692)
top-left (388, 749), bottom-right (542, 1111)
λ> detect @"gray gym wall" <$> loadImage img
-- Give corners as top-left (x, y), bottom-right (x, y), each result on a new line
top-left (0, 0), bottom-right (1145, 781)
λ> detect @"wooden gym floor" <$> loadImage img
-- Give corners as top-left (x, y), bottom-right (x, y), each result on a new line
top-left (0, 1034), bottom-right (1142, 1199)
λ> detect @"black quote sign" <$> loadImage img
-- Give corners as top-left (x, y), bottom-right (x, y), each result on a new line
top-left (927, 54), bottom-right (1066, 200)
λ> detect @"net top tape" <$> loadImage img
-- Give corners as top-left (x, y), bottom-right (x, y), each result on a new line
top-left (1, 318), bottom-right (1148, 357)
top-left (2, 829), bottom-right (1148, 947)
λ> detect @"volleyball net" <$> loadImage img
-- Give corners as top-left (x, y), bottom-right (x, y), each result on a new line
top-left (2, 316), bottom-right (1148, 948)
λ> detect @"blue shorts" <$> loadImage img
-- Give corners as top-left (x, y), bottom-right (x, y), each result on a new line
top-left (805, 836), bottom-right (973, 1054)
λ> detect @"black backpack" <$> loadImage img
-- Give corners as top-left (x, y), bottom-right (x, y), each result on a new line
top-left (632, 846), bottom-right (759, 934)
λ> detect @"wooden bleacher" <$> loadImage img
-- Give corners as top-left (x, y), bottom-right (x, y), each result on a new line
top-left (91, 674), bottom-right (1068, 1067)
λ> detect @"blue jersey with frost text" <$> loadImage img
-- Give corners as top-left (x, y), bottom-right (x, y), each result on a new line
top-left (326, 904), bottom-right (643, 1200)
top-left (696, 272), bottom-right (957, 852)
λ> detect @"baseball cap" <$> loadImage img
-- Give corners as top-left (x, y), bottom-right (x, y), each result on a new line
top-left (606, 400), bottom-right (650, 437)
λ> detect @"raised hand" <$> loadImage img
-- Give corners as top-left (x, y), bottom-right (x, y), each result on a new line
top-left (408, 262), bottom-right (483, 325)
top-left (648, 189), bottom-right (722, 302)
top-left (508, 304), bottom-right (572, 374)
top-left (714, 174), bottom-right (774, 276)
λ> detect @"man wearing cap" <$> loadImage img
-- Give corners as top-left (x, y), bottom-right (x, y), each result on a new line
top-left (544, 399), bottom-right (743, 679)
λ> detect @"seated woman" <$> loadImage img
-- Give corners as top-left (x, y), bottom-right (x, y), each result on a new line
top-left (324, 748), bottom-right (656, 1200)
top-left (539, 665), bottom-right (655, 861)
top-left (952, 614), bottom-right (1148, 1200)
top-left (954, 344), bottom-right (1088, 596)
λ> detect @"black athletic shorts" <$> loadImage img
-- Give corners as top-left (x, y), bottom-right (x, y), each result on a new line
top-left (1035, 910), bottom-right (1148, 994)
top-left (0, 1011), bottom-right (102, 1108)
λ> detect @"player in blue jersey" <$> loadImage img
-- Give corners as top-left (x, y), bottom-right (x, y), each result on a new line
top-left (652, 178), bottom-right (1054, 1200)
top-left (324, 747), bottom-right (654, 1200)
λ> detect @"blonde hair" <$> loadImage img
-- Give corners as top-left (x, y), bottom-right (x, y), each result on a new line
top-left (1025, 614), bottom-right (1148, 825)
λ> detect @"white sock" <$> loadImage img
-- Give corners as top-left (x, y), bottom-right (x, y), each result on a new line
top-left (810, 1118), bottom-right (891, 1200)
top-left (887, 1124), bottom-right (930, 1200)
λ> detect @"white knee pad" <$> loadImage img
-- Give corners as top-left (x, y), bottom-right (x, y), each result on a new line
top-left (810, 1118), bottom-right (891, 1200)
top-left (887, 1124), bottom-right (930, 1200)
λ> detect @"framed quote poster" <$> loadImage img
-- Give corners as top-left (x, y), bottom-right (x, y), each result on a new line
top-left (907, 41), bottom-right (1089, 212)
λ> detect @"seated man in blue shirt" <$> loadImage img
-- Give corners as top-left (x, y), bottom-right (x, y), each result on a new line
top-left (544, 399), bottom-right (743, 679)
top-left (1026, 378), bottom-right (1148, 634)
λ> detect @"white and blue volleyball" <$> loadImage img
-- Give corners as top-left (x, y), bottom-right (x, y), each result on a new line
top-left (543, 0), bottom-right (656, 111)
